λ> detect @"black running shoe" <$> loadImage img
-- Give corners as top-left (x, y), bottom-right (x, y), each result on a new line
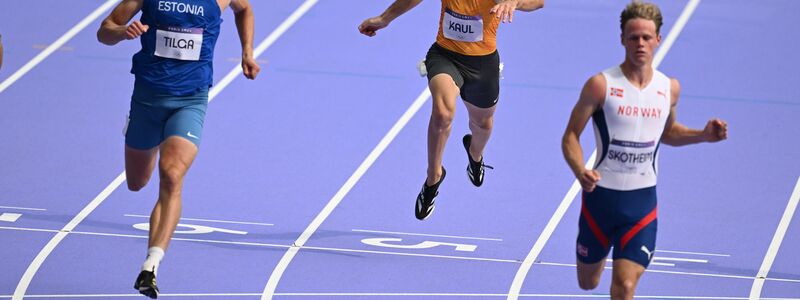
top-left (134, 270), bottom-right (159, 299)
top-left (415, 167), bottom-right (446, 220)
top-left (462, 134), bottom-right (493, 187)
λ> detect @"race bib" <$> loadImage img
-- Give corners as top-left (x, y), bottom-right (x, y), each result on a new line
top-left (443, 8), bottom-right (483, 42)
top-left (604, 138), bottom-right (657, 175)
top-left (154, 26), bottom-right (203, 61)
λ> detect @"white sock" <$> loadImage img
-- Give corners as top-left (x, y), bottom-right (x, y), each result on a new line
top-left (142, 247), bottom-right (165, 275)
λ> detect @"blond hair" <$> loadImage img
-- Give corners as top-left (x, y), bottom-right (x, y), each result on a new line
top-left (620, 1), bottom-right (663, 34)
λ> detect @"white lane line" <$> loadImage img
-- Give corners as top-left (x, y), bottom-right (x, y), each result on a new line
top-left (300, 245), bottom-right (518, 264)
top-left (6, 224), bottom-right (800, 285)
top-left (13, 173), bottom-right (126, 300)
top-left (0, 226), bottom-right (60, 234)
top-left (0, 206), bottom-right (47, 211)
top-left (261, 86), bottom-right (432, 300)
top-left (208, 0), bottom-right (318, 100)
top-left (507, 1), bottom-right (702, 298)
top-left (750, 176), bottom-right (800, 299)
top-left (653, 257), bottom-right (708, 264)
top-left (0, 213), bottom-right (22, 222)
top-left (0, 0), bottom-right (120, 94)
top-left (12, 1), bottom-right (315, 297)
top-left (656, 249), bottom-right (731, 257)
top-left (4, 293), bottom-right (799, 299)
top-left (352, 229), bottom-right (503, 241)
top-left (507, 152), bottom-right (596, 299)
top-left (123, 214), bottom-right (274, 226)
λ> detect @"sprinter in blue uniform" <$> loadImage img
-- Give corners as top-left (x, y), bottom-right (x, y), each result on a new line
top-left (98, 0), bottom-right (259, 298)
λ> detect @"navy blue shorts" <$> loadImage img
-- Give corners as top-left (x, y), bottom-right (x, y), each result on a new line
top-left (124, 82), bottom-right (209, 150)
top-left (576, 185), bottom-right (658, 268)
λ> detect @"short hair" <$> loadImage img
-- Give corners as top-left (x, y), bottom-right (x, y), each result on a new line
top-left (620, 1), bottom-right (663, 34)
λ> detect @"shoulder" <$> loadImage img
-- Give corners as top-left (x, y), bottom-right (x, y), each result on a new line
top-left (583, 73), bottom-right (607, 99)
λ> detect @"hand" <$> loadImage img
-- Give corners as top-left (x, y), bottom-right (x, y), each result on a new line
top-left (358, 16), bottom-right (389, 37)
top-left (703, 118), bottom-right (728, 142)
top-left (578, 169), bottom-right (601, 193)
top-left (241, 56), bottom-right (260, 80)
top-left (125, 20), bottom-right (149, 40)
top-left (490, 0), bottom-right (518, 23)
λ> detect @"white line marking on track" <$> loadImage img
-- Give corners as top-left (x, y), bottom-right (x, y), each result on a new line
top-left (2, 293), bottom-right (798, 299)
top-left (653, 257), bottom-right (708, 264)
top-left (0, 206), bottom-right (47, 211)
top-left (0, 226), bottom-right (59, 233)
top-left (0, 0), bottom-right (120, 94)
top-left (352, 229), bottom-right (503, 241)
top-left (656, 249), bottom-right (731, 257)
top-left (11, 1), bottom-right (314, 298)
top-left (261, 86), bottom-right (431, 299)
top-left (0, 213), bottom-right (22, 223)
top-left (750, 176), bottom-right (800, 299)
top-left (507, 1), bottom-right (702, 298)
top-left (12, 173), bottom-right (126, 300)
top-left (5, 225), bottom-right (800, 285)
top-left (123, 214), bottom-right (274, 226)
top-left (507, 152), bottom-right (596, 299)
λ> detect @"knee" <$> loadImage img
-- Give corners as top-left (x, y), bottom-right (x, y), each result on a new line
top-left (611, 278), bottom-right (637, 298)
top-left (125, 173), bottom-right (151, 191)
top-left (127, 181), bottom-right (146, 192)
top-left (578, 277), bottom-right (600, 291)
top-left (430, 109), bottom-right (454, 128)
top-left (470, 116), bottom-right (493, 130)
top-left (159, 164), bottom-right (186, 190)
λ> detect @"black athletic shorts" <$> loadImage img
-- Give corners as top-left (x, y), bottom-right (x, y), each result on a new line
top-left (424, 43), bottom-right (500, 108)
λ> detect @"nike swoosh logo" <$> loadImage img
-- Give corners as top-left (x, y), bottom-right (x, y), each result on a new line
top-left (187, 131), bottom-right (198, 139)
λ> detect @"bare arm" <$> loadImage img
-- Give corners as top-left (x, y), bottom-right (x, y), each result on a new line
top-left (562, 74), bottom-right (605, 192)
top-left (97, 0), bottom-right (145, 46)
top-left (514, 0), bottom-right (544, 12)
top-left (661, 78), bottom-right (728, 146)
top-left (490, 0), bottom-right (543, 23)
top-left (0, 35), bottom-right (4, 70)
top-left (358, 0), bottom-right (423, 37)
top-left (230, 0), bottom-right (259, 79)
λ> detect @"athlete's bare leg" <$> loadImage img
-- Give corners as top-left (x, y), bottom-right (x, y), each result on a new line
top-left (426, 73), bottom-right (459, 186)
top-left (463, 101), bottom-right (496, 161)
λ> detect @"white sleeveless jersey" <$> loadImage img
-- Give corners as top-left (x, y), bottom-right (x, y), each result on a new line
top-left (592, 66), bottom-right (671, 191)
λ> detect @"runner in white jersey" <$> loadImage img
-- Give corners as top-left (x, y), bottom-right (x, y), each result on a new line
top-left (561, 2), bottom-right (727, 299)
top-left (593, 65), bottom-right (672, 191)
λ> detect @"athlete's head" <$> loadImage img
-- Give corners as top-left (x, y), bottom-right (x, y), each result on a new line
top-left (619, 1), bottom-right (662, 66)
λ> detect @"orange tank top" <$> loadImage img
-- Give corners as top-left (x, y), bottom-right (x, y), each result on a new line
top-left (435, 0), bottom-right (500, 56)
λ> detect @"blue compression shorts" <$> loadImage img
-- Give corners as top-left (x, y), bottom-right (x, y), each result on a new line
top-left (124, 82), bottom-right (209, 150)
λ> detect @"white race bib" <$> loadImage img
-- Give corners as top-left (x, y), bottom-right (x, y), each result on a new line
top-left (154, 26), bottom-right (203, 61)
top-left (442, 8), bottom-right (483, 42)
top-left (604, 139), bottom-right (657, 175)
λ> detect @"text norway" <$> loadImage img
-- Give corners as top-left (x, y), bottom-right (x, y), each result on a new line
top-left (608, 150), bottom-right (654, 164)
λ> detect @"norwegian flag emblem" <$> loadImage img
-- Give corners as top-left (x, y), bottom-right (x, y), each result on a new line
top-left (610, 87), bottom-right (624, 98)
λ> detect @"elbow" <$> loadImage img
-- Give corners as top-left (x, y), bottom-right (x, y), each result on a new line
top-left (97, 34), bottom-right (114, 46)
top-left (522, 0), bottom-right (544, 11)
top-left (96, 24), bottom-right (116, 46)
top-left (96, 31), bottom-right (106, 45)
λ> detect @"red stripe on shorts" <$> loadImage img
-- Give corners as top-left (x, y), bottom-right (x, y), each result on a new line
top-left (620, 206), bottom-right (658, 251)
top-left (581, 194), bottom-right (609, 249)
